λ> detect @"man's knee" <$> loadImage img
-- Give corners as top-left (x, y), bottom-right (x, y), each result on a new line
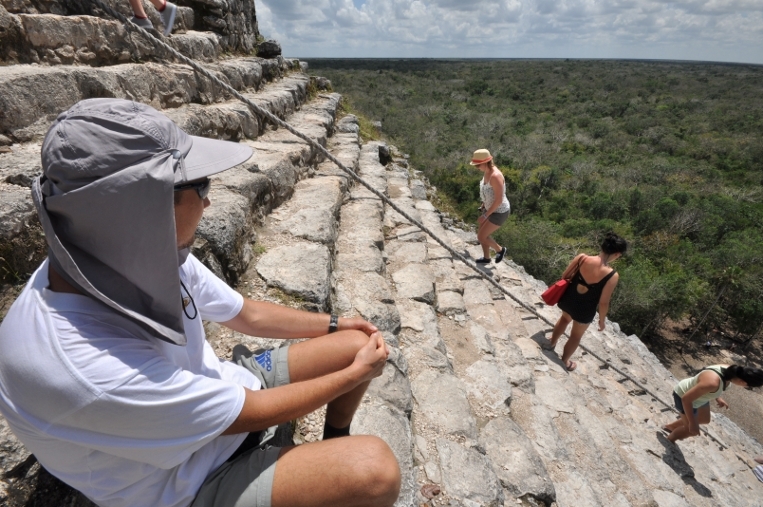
top-left (350, 436), bottom-right (401, 503)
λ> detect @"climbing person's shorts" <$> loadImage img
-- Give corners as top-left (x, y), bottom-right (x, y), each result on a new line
top-left (191, 345), bottom-right (290, 507)
top-left (672, 391), bottom-right (708, 415)
top-left (487, 209), bottom-right (510, 226)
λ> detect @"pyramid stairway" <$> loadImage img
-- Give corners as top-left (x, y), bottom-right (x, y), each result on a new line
top-left (1, 2), bottom-right (763, 506)
top-left (223, 143), bottom-right (763, 507)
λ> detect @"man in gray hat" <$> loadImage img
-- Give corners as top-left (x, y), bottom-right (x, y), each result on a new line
top-left (0, 99), bottom-right (400, 507)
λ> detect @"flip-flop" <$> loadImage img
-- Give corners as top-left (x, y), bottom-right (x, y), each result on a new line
top-left (565, 360), bottom-right (577, 372)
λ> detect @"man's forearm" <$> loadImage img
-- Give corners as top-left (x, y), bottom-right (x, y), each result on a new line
top-left (222, 365), bottom-right (361, 435)
top-left (223, 299), bottom-right (333, 339)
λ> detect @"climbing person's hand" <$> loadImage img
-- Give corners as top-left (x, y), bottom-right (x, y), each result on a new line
top-left (688, 420), bottom-right (700, 436)
top-left (598, 319), bottom-right (606, 332)
top-left (352, 331), bottom-right (388, 383)
top-left (716, 398), bottom-right (729, 410)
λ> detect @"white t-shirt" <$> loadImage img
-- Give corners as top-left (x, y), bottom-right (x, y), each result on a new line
top-left (0, 255), bottom-right (260, 507)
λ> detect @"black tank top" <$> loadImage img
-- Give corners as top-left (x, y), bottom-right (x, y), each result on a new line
top-left (557, 267), bottom-right (616, 324)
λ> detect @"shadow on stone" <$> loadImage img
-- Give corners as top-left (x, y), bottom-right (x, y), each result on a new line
top-left (655, 431), bottom-right (713, 498)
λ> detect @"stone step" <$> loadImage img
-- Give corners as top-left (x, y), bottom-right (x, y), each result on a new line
top-left (0, 11), bottom-right (214, 66)
top-left (0, 79), bottom-right (327, 285)
top-left (454, 243), bottom-right (763, 506)
top-left (0, 56), bottom-right (296, 142)
top-left (1, 0), bottom-right (193, 28)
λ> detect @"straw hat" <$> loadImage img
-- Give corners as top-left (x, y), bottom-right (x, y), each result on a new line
top-left (470, 149), bottom-right (493, 166)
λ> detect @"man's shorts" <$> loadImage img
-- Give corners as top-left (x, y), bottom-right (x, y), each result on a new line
top-left (487, 209), bottom-right (510, 226)
top-left (672, 391), bottom-right (708, 415)
top-left (191, 345), bottom-right (290, 507)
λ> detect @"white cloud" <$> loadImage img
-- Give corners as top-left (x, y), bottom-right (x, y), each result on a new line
top-left (257, 0), bottom-right (763, 63)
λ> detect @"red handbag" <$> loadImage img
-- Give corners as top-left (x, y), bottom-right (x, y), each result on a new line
top-left (541, 279), bottom-right (569, 306)
top-left (541, 257), bottom-right (584, 306)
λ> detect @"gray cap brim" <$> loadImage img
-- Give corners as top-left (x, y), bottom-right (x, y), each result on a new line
top-left (177, 135), bottom-right (254, 183)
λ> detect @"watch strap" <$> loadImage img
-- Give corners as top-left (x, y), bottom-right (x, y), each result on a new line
top-left (328, 314), bottom-right (339, 333)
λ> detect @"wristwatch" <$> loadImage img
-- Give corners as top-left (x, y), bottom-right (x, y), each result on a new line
top-left (328, 314), bottom-right (339, 333)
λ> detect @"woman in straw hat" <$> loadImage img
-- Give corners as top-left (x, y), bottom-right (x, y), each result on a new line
top-left (470, 149), bottom-right (510, 264)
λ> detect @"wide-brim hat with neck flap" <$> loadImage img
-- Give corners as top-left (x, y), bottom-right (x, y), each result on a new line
top-left (32, 98), bottom-right (253, 346)
top-left (470, 148), bottom-right (493, 166)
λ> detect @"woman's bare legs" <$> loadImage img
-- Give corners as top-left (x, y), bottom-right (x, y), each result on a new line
top-left (560, 320), bottom-right (589, 370)
top-left (549, 312), bottom-right (572, 349)
top-left (667, 405), bottom-right (711, 442)
top-left (128, 0), bottom-right (167, 17)
top-left (477, 220), bottom-right (502, 259)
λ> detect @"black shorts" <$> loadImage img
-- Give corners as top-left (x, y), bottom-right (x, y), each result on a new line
top-left (673, 391), bottom-right (708, 415)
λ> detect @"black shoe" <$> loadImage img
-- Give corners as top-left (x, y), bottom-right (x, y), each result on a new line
top-left (475, 257), bottom-right (491, 264)
top-left (495, 247), bottom-right (507, 263)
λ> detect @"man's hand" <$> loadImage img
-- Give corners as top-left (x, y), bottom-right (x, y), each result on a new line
top-left (351, 331), bottom-right (389, 383)
top-left (339, 317), bottom-right (378, 337)
top-left (716, 397), bottom-right (729, 409)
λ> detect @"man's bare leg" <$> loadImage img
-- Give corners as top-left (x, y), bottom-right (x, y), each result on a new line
top-left (272, 436), bottom-right (400, 507)
top-left (287, 330), bottom-right (377, 431)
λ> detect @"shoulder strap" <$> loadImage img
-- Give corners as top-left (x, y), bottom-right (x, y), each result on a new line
top-left (700, 366), bottom-right (728, 390)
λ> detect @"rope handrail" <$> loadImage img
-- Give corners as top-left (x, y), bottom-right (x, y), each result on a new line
top-left (85, 0), bottom-right (728, 450)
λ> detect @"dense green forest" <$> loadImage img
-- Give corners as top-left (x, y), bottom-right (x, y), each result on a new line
top-left (308, 59), bottom-right (763, 345)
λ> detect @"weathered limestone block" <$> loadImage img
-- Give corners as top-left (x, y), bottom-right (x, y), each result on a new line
top-left (195, 186), bottom-right (252, 282)
top-left (0, 183), bottom-right (45, 282)
top-left (366, 346), bottom-right (413, 416)
top-left (435, 290), bottom-right (465, 315)
top-left (255, 242), bottom-right (330, 310)
top-left (411, 369), bottom-right (477, 441)
top-left (436, 439), bottom-right (503, 507)
top-left (464, 357), bottom-right (513, 410)
top-left (271, 176), bottom-right (344, 245)
top-left (256, 38), bottom-right (280, 58)
top-left (0, 62), bottom-right (253, 139)
top-left (334, 241), bottom-right (384, 275)
top-left (336, 201), bottom-right (384, 250)
top-left (410, 179), bottom-right (427, 200)
top-left (334, 271), bottom-right (394, 308)
top-left (392, 263), bottom-right (435, 304)
top-left (352, 299), bottom-right (401, 336)
top-left (335, 114), bottom-right (359, 134)
top-left (396, 298), bottom-right (439, 337)
top-left (351, 398), bottom-right (415, 507)
top-left (386, 240), bottom-right (427, 266)
top-left (462, 278), bottom-right (495, 305)
top-left (480, 417), bottom-right (556, 505)
top-left (166, 101), bottom-right (261, 141)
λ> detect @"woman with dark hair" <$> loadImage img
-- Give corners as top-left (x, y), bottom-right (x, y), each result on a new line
top-left (545, 232), bottom-right (628, 371)
top-left (470, 149), bottom-right (510, 264)
top-left (665, 364), bottom-right (763, 442)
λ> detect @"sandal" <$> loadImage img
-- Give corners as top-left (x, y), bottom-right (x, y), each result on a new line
top-left (495, 246), bottom-right (507, 264)
top-left (475, 257), bottom-right (491, 264)
top-left (565, 360), bottom-right (577, 372)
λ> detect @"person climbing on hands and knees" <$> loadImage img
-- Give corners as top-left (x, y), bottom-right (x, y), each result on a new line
top-left (546, 232), bottom-right (627, 372)
top-left (470, 149), bottom-right (510, 265)
top-left (128, 0), bottom-right (177, 35)
top-left (664, 365), bottom-right (763, 443)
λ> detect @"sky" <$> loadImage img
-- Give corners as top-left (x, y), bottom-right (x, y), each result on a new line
top-left (256, 0), bottom-right (763, 64)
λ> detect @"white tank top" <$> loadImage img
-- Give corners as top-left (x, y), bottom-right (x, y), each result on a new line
top-left (480, 174), bottom-right (510, 214)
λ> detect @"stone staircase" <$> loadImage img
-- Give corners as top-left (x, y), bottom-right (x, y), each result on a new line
top-left (2, 1), bottom-right (763, 506)
top-left (218, 143), bottom-right (763, 507)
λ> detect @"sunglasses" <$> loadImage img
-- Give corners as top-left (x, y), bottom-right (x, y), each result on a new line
top-left (173, 178), bottom-right (211, 199)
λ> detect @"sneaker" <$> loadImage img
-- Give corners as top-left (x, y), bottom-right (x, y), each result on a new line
top-left (475, 257), bottom-right (491, 264)
top-left (495, 246), bottom-right (507, 264)
top-left (130, 16), bottom-right (153, 29)
top-left (158, 1), bottom-right (177, 36)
